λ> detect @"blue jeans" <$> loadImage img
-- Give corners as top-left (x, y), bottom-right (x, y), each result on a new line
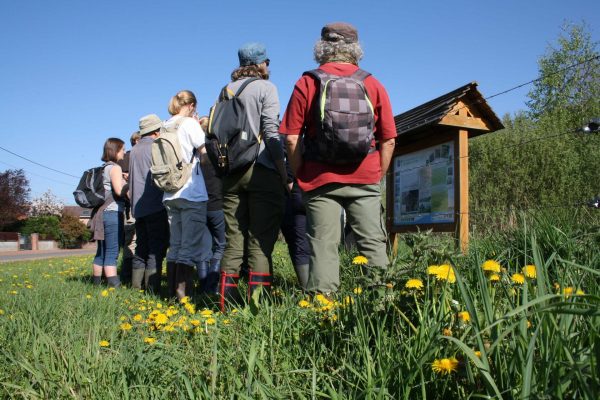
top-left (207, 209), bottom-right (226, 261)
top-left (93, 211), bottom-right (123, 267)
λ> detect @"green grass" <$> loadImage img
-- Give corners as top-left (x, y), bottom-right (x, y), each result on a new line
top-left (1, 212), bottom-right (599, 399)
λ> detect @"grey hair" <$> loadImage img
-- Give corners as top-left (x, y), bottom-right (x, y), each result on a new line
top-left (313, 40), bottom-right (363, 65)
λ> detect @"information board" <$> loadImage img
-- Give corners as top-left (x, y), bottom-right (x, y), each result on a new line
top-left (392, 141), bottom-right (455, 226)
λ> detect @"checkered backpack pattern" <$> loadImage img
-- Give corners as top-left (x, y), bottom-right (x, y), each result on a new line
top-left (303, 68), bottom-right (375, 164)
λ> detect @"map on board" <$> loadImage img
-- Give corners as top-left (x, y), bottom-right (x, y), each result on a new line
top-left (393, 141), bottom-right (455, 225)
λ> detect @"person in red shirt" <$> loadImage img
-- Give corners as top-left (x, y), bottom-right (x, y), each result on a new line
top-left (280, 22), bottom-right (396, 293)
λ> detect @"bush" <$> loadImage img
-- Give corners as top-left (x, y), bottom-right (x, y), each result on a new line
top-left (20, 215), bottom-right (61, 240)
top-left (59, 213), bottom-right (91, 249)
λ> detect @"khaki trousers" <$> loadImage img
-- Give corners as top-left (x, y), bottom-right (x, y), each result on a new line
top-left (304, 183), bottom-right (388, 293)
top-left (221, 164), bottom-right (285, 274)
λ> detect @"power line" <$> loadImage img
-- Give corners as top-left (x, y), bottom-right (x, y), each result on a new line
top-left (0, 145), bottom-right (79, 179)
top-left (0, 160), bottom-right (77, 187)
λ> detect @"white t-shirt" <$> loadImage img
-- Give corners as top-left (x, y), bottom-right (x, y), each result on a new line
top-left (162, 116), bottom-right (208, 203)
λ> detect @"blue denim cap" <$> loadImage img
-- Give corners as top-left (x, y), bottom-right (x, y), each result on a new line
top-left (238, 42), bottom-right (269, 66)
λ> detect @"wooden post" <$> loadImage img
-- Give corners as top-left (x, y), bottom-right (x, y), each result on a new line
top-left (457, 129), bottom-right (469, 253)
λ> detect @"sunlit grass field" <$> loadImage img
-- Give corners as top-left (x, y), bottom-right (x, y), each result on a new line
top-left (1, 211), bottom-right (599, 399)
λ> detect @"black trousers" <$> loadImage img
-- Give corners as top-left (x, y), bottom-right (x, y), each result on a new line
top-left (132, 209), bottom-right (170, 271)
top-left (280, 188), bottom-right (310, 267)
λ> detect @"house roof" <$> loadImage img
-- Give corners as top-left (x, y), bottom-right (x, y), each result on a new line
top-left (63, 206), bottom-right (92, 218)
top-left (394, 82), bottom-right (504, 137)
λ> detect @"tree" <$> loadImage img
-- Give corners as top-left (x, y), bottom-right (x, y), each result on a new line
top-left (30, 190), bottom-right (64, 217)
top-left (0, 169), bottom-right (30, 230)
top-left (526, 22), bottom-right (600, 123)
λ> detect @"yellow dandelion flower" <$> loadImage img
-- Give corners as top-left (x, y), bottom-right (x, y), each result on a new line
top-left (474, 351), bottom-right (482, 358)
top-left (25, 285), bottom-right (33, 289)
top-left (527, 320), bottom-right (532, 329)
top-left (488, 273), bottom-right (500, 282)
top-left (432, 357), bottom-right (459, 375)
top-left (108, 287), bottom-right (115, 292)
top-left (199, 309), bottom-right (213, 317)
top-left (427, 265), bottom-right (440, 275)
top-left (442, 328), bottom-right (453, 337)
top-left (132, 314), bottom-right (142, 322)
top-left (223, 319), bottom-right (231, 325)
top-left (405, 279), bottom-right (424, 290)
top-left (190, 319), bottom-right (201, 327)
top-left (352, 255), bottom-right (368, 265)
top-left (576, 289), bottom-right (585, 295)
top-left (343, 296), bottom-right (354, 306)
top-left (523, 265), bottom-right (537, 279)
top-left (511, 273), bottom-right (525, 285)
top-left (166, 309), bottom-right (178, 317)
top-left (315, 294), bottom-right (332, 305)
top-left (353, 287), bottom-right (363, 295)
top-left (119, 316), bottom-right (127, 321)
top-left (85, 294), bottom-right (92, 299)
top-left (436, 264), bottom-right (456, 283)
top-left (298, 300), bottom-right (310, 308)
top-left (101, 290), bottom-right (109, 297)
top-left (156, 303), bottom-right (162, 309)
top-left (9, 290), bottom-right (17, 295)
top-left (99, 340), bottom-right (110, 347)
top-left (154, 313), bottom-right (168, 325)
top-left (457, 311), bottom-right (470, 323)
top-left (180, 296), bottom-right (190, 304)
top-left (0, 309), bottom-right (4, 315)
top-left (205, 318), bottom-right (216, 325)
top-left (184, 303), bottom-right (196, 314)
top-left (482, 260), bottom-right (501, 273)
top-left (562, 287), bottom-right (574, 297)
top-left (120, 323), bottom-right (132, 331)
top-left (138, 306), bottom-right (147, 311)
top-left (144, 337), bottom-right (156, 344)
top-left (163, 325), bottom-right (176, 332)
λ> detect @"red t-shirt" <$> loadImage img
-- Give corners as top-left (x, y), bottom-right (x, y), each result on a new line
top-left (280, 63), bottom-right (397, 192)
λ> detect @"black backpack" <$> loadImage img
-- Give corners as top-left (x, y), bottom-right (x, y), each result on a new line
top-left (73, 165), bottom-right (106, 208)
top-left (206, 78), bottom-right (261, 176)
top-left (303, 69), bottom-right (375, 164)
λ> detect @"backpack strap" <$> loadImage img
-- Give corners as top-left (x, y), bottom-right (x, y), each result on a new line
top-left (234, 77), bottom-right (261, 97)
top-left (217, 77), bottom-right (260, 102)
top-left (350, 68), bottom-right (371, 81)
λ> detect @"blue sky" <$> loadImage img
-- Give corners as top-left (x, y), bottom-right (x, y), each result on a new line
top-left (1, 0), bottom-right (598, 204)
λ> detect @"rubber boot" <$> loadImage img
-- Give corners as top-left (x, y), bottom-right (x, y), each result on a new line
top-left (248, 271), bottom-right (272, 303)
top-left (131, 267), bottom-right (145, 290)
top-left (166, 261), bottom-right (177, 298)
top-left (120, 257), bottom-right (132, 285)
top-left (204, 258), bottom-right (221, 295)
top-left (197, 261), bottom-right (209, 294)
top-left (294, 264), bottom-right (309, 290)
top-left (219, 272), bottom-right (241, 312)
top-left (175, 263), bottom-right (194, 301)
top-left (144, 268), bottom-right (160, 294)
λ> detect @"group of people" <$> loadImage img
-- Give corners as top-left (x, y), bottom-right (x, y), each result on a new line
top-left (90, 22), bottom-right (397, 310)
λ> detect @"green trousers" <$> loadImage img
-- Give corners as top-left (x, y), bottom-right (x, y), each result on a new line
top-left (304, 183), bottom-right (389, 293)
top-left (221, 164), bottom-right (285, 274)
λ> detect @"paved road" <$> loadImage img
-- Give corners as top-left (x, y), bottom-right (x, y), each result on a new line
top-left (0, 248), bottom-right (96, 263)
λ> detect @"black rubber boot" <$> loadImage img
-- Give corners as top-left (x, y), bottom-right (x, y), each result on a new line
top-left (204, 258), bottom-right (221, 295)
top-left (166, 261), bottom-right (177, 298)
top-left (131, 268), bottom-right (144, 290)
top-left (175, 263), bottom-right (194, 301)
top-left (197, 261), bottom-right (209, 294)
